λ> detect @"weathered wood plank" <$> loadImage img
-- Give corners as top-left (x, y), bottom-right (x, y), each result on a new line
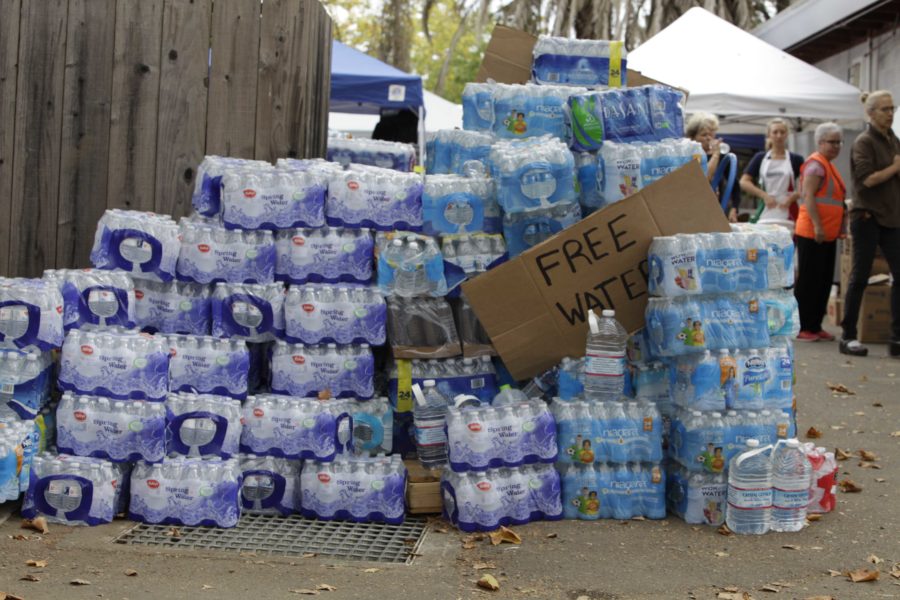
top-left (107, 0), bottom-right (164, 212)
top-left (255, 0), bottom-right (308, 162)
top-left (56, 0), bottom-right (117, 269)
top-left (155, 0), bottom-right (211, 218)
top-left (8, 0), bottom-right (67, 276)
top-left (313, 3), bottom-right (332, 158)
top-left (0, 0), bottom-right (22, 276)
top-left (206, 0), bottom-right (260, 158)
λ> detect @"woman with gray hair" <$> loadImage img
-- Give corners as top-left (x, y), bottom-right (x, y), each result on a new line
top-left (686, 112), bottom-right (740, 221)
top-left (794, 121), bottom-right (847, 342)
top-left (840, 90), bottom-right (900, 357)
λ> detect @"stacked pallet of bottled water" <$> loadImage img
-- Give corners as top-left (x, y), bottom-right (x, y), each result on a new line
top-left (641, 226), bottom-right (799, 526)
top-left (326, 136), bottom-right (416, 172)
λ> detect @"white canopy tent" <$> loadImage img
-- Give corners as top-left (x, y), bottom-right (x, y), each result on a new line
top-left (329, 89), bottom-right (463, 138)
top-left (628, 7), bottom-right (864, 130)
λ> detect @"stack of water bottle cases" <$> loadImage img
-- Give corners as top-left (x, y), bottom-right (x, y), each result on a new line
top-left (430, 35), bottom-right (704, 258)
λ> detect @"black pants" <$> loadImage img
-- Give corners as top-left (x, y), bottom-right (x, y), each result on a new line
top-left (794, 236), bottom-right (836, 333)
top-left (841, 212), bottom-right (900, 342)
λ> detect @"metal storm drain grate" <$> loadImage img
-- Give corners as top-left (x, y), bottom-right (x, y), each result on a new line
top-left (113, 514), bottom-right (429, 564)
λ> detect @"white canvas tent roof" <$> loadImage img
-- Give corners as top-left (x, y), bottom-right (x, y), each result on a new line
top-left (329, 90), bottom-right (462, 138)
top-left (628, 7), bottom-right (863, 127)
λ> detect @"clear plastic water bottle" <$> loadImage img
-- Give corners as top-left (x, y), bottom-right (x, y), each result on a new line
top-left (726, 439), bottom-right (772, 535)
top-left (770, 438), bottom-right (812, 532)
top-left (413, 380), bottom-right (450, 470)
top-left (493, 384), bottom-right (528, 407)
top-left (584, 309), bottom-right (628, 402)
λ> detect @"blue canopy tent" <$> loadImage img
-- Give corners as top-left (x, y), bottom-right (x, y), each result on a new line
top-left (330, 40), bottom-right (424, 114)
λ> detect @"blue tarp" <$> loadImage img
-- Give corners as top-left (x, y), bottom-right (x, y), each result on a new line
top-left (330, 40), bottom-right (424, 114)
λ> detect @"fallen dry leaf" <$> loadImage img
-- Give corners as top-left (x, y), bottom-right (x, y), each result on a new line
top-left (201, 584), bottom-right (214, 590)
top-left (21, 517), bottom-right (49, 534)
top-left (25, 559), bottom-right (48, 568)
top-left (839, 479), bottom-right (863, 493)
top-left (0, 592), bottom-right (27, 600)
top-left (546, 533), bottom-right (558, 539)
top-left (462, 541), bottom-right (477, 550)
top-left (715, 551), bottom-right (730, 558)
top-left (124, 569), bottom-right (138, 576)
top-left (20, 574), bottom-right (40, 582)
top-left (759, 584), bottom-right (781, 592)
top-left (489, 526), bottom-right (521, 546)
top-left (858, 461), bottom-right (881, 469)
top-left (806, 514), bottom-right (822, 522)
top-left (473, 562), bottom-right (496, 570)
top-left (770, 582), bottom-right (793, 588)
top-left (846, 568), bottom-right (879, 583)
top-left (806, 427), bottom-right (822, 439)
top-left (857, 449), bottom-right (878, 461)
top-left (717, 524), bottom-right (734, 536)
top-left (891, 563), bottom-right (900, 579)
top-left (362, 568), bottom-right (380, 573)
top-left (826, 382), bottom-right (854, 395)
top-left (720, 587), bottom-right (740, 593)
top-left (891, 431), bottom-right (900, 437)
top-left (477, 574), bottom-right (500, 591)
top-left (165, 527), bottom-right (181, 538)
top-left (9, 534), bottom-right (29, 541)
top-left (835, 448), bottom-right (852, 461)
top-left (802, 597), bottom-right (835, 600)
top-left (782, 544), bottom-right (800, 550)
top-left (316, 584), bottom-right (336, 592)
top-left (867, 554), bottom-right (884, 565)
top-left (70, 579), bottom-right (91, 586)
top-left (875, 477), bottom-right (886, 483)
top-left (872, 402), bottom-right (883, 407)
top-left (853, 411), bottom-right (866, 416)
top-left (301, 552), bottom-right (317, 558)
top-left (717, 593), bottom-right (752, 600)
top-left (827, 569), bottom-right (842, 577)
top-left (289, 590), bottom-right (319, 596)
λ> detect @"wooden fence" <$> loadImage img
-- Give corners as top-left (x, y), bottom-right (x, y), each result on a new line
top-left (0, 0), bottom-right (332, 277)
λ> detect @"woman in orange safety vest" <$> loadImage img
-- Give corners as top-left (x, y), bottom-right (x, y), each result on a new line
top-left (794, 122), bottom-right (846, 343)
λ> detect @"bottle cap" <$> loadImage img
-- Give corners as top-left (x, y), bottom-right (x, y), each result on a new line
top-left (601, 309), bottom-right (615, 317)
top-left (746, 439), bottom-right (759, 447)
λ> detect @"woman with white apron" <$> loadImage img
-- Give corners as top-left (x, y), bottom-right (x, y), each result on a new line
top-left (740, 118), bottom-right (804, 229)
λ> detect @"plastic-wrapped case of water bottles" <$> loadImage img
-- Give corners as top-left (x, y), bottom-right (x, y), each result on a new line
top-left (166, 392), bottom-right (243, 459)
top-left (0, 349), bottom-right (53, 420)
top-left (56, 393), bottom-right (166, 462)
top-left (567, 85), bottom-right (686, 151)
top-left (299, 455), bottom-right (407, 524)
top-left (326, 136), bottom-right (416, 172)
top-left (274, 227), bottom-right (374, 285)
top-left (441, 464), bottom-right (563, 531)
top-left (23, 453), bottom-right (130, 526)
top-left (132, 280), bottom-right (212, 335)
top-left (445, 400), bottom-right (557, 471)
top-left (43, 269), bottom-right (137, 331)
top-left (441, 233), bottom-right (507, 275)
top-left (325, 164), bottom-right (423, 231)
top-left (239, 454), bottom-right (301, 516)
top-left (1, 420), bottom-right (42, 501)
top-left (388, 357), bottom-right (499, 408)
top-left (561, 462), bottom-right (666, 520)
top-left (422, 174), bottom-right (499, 235)
top-left (176, 217), bottom-right (276, 284)
top-left (285, 285), bottom-right (386, 345)
top-left (377, 233), bottom-right (448, 297)
top-left (166, 335), bottom-right (250, 399)
top-left (666, 465), bottom-right (727, 526)
top-left (0, 277), bottom-right (65, 351)
top-left (645, 289), bottom-right (799, 357)
top-left (387, 297), bottom-right (460, 358)
top-left (425, 129), bottom-right (494, 175)
top-left (129, 456), bottom-right (242, 528)
top-left (532, 36), bottom-right (627, 88)
top-left (269, 341), bottom-right (375, 399)
top-left (58, 329), bottom-right (170, 401)
top-left (193, 156), bottom-right (273, 217)
top-left (648, 226), bottom-right (795, 297)
top-left (91, 210), bottom-right (180, 282)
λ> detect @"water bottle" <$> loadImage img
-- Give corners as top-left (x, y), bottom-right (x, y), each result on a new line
top-left (726, 439), bottom-right (772, 535)
top-left (413, 380), bottom-right (449, 469)
top-left (584, 309), bottom-right (628, 402)
top-left (770, 439), bottom-right (812, 532)
top-left (493, 384), bottom-right (528, 406)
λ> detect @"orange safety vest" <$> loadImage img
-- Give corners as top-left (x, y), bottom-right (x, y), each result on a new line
top-left (796, 152), bottom-right (846, 241)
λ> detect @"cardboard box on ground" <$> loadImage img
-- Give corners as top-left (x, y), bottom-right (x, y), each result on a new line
top-left (405, 459), bottom-right (442, 514)
top-left (839, 252), bottom-right (890, 294)
top-left (463, 162), bottom-right (730, 381)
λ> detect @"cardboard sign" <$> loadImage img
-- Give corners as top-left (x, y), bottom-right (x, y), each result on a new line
top-left (462, 162), bottom-right (729, 380)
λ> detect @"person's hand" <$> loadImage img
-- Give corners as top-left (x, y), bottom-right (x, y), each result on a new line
top-left (893, 155), bottom-right (900, 174)
top-left (728, 208), bottom-right (738, 223)
top-left (764, 193), bottom-right (777, 208)
top-left (814, 224), bottom-right (825, 243)
top-left (709, 138), bottom-right (721, 155)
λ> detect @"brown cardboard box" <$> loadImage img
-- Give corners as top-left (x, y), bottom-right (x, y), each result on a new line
top-left (858, 284), bottom-right (891, 344)
top-left (840, 252), bottom-right (890, 294)
top-left (405, 460), bottom-right (443, 514)
top-left (462, 162), bottom-right (730, 381)
top-left (475, 25), bottom-right (685, 94)
top-left (827, 295), bottom-right (842, 327)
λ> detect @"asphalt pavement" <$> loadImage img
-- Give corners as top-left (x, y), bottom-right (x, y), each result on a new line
top-left (1, 329), bottom-right (897, 600)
